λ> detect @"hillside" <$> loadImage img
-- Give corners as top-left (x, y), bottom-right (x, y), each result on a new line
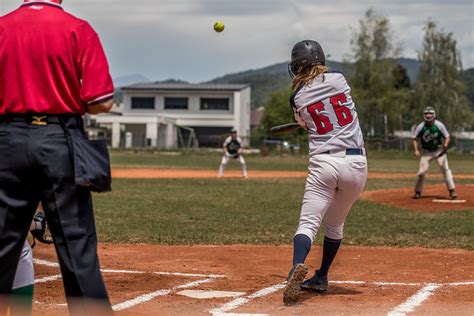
top-left (207, 59), bottom-right (419, 109)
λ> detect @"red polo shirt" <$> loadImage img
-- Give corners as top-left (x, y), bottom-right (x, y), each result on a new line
top-left (0, 0), bottom-right (114, 115)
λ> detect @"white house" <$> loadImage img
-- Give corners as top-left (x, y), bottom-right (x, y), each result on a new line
top-left (95, 83), bottom-right (251, 149)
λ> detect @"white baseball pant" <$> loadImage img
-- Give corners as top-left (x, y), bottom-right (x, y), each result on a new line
top-left (218, 154), bottom-right (247, 177)
top-left (415, 148), bottom-right (455, 193)
top-left (295, 152), bottom-right (368, 242)
top-left (13, 241), bottom-right (34, 290)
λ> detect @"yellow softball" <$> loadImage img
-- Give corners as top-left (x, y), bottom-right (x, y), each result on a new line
top-left (214, 21), bottom-right (225, 33)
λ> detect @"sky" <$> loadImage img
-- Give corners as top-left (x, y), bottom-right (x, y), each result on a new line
top-left (0, 0), bottom-right (473, 83)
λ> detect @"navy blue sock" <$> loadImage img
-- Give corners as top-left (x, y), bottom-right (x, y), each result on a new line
top-left (317, 236), bottom-right (342, 277)
top-left (292, 234), bottom-right (312, 266)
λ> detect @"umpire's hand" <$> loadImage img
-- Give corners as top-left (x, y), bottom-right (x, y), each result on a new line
top-left (414, 150), bottom-right (421, 158)
top-left (87, 99), bottom-right (113, 115)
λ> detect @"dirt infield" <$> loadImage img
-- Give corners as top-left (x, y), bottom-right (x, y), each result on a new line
top-left (31, 244), bottom-right (474, 315)
top-left (112, 168), bottom-right (474, 180)
top-left (361, 184), bottom-right (474, 212)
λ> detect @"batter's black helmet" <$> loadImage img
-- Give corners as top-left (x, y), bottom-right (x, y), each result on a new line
top-left (289, 40), bottom-right (326, 78)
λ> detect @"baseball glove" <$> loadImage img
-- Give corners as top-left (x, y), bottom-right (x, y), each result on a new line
top-left (31, 211), bottom-right (54, 246)
top-left (228, 153), bottom-right (240, 159)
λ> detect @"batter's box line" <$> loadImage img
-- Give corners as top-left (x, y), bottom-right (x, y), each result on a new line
top-left (113, 277), bottom-right (216, 311)
top-left (34, 258), bottom-right (226, 279)
top-left (34, 258), bottom-right (225, 312)
top-left (210, 280), bottom-right (474, 316)
top-left (34, 277), bottom-right (218, 311)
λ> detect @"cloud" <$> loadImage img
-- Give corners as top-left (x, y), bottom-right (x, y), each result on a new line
top-left (0, 0), bottom-right (472, 81)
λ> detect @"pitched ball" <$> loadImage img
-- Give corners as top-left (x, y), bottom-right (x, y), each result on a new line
top-left (214, 21), bottom-right (225, 33)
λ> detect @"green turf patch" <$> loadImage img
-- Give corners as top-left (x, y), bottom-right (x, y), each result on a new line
top-left (345, 200), bottom-right (474, 249)
top-left (110, 150), bottom-right (309, 171)
top-left (110, 150), bottom-right (474, 174)
top-left (93, 178), bottom-right (474, 250)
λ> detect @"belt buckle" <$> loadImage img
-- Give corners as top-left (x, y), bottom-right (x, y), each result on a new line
top-left (30, 115), bottom-right (48, 126)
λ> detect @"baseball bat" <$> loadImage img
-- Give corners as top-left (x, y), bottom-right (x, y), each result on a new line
top-left (436, 148), bottom-right (448, 159)
top-left (269, 123), bottom-right (301, 135)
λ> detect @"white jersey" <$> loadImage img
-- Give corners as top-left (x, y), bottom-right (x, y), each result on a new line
top-left (291, 72), bottom-right (365, 155)
top-left (223, 136), bottom-right (243, 148)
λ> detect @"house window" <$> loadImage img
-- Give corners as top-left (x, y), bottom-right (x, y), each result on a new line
top-left (200, 98), bottom-right (229, 110)
top-left (165, 97), bottom-right (188, 110)
top-left (131, 97), bottom-right (155, 110)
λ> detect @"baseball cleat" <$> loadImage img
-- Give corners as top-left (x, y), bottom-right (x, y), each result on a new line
top-left (413, 192), bottom-right (421, 199)
top-left (449, 190), bottom-right (457, 200)
top-left (283, 263), bottom-right (308, 306)
top-left (301, 271), bottom-right (328, 292)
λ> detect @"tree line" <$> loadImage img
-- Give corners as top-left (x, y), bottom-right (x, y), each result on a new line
top-left (259, 9), bottom-right (473, 141)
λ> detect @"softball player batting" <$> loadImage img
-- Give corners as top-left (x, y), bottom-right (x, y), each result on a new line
top-left (218, 129), bottom-right (248, 178)
top-left (282, 40), bottom-right (368, 305)
top-left (412, 107), bottom-right (457, 199)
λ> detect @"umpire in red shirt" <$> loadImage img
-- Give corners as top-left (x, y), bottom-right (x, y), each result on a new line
top-left (0, 0), bottom-right (114, 313)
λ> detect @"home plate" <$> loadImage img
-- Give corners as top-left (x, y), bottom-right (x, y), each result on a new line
top-left (432, 199), bottom-right (466, 203)
top-left (177, 290), bottom-right (245, 299)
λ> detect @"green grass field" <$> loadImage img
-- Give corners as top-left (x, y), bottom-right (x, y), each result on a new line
top-left (110, 149), bottom-right (474, 173)
top-left (93, 150), bottom-right (474, 250)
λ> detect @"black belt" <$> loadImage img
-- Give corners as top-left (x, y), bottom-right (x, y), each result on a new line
top-left (0, 114), bottom-right (82, 127)
top-left (318, 148), bottom-right (365, 155)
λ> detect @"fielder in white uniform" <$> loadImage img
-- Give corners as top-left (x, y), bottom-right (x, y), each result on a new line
top-left (218, 129), bottom-right (248, 178)
top-left (283, 40), bottom-right (368, 306)
top-left (412, 107), bottom-right (456, 199)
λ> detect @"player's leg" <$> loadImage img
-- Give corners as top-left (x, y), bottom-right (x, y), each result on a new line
top-left (435, 151), bottom-right (456, 198)
top-left (302, 155), bottom-right (367, 292)
top-left (218, 155), bottom-right (229, 177)
top-left (414, 153), bottom-right (432, 198)
top-left (293, 156), bottom-right (339, 264)
top-left (284, 156), bottom-right (338, 305)
top-left (11, 241), bottom-right (35, 315)
top-left (238, 155), bottom-right (248, 178)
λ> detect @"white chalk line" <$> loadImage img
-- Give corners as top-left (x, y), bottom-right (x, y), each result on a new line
top-left (35, 258), bottom-right (225, 278)
top-left (387, 283), bottom-right (441, 316)
top-left (34, 257), bottom-right (225, 312)
top-left (33, 258), bottom-right (474, 314)
top-left (34, 258), bottom-right (60, 268)
top-left (447, 281), bottom-right (474, 286)
top-left (210, 280), bottom-right (474, 315)
top-left (34, 274), bottom-right (62, 284)
top-left (112, 278), bottom-right (215, 311)
top-left (210, 282), bottom-right (286, 315)
top-left (332, 281), bottom-right (422, 286)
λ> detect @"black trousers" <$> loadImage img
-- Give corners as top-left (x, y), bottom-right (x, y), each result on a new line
top-left (0, 118), bottom-right (111, 313)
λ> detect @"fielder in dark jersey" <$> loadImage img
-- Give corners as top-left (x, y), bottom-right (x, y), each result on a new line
top-left (412, 107), bottom-right (457, 199)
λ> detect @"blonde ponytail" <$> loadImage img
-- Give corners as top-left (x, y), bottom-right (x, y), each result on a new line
top-left (291, 65), bottom-right (328, 90)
